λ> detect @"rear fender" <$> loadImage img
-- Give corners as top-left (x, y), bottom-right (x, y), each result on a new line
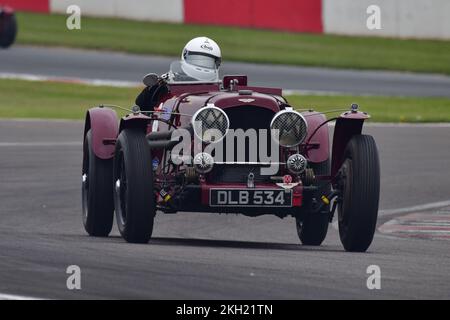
top-left (331, 111), bottom-right (370, 177)
top-left (303, 112), bottom-right (330, 164)
top-left (83, 107), bottom-right (118, 160)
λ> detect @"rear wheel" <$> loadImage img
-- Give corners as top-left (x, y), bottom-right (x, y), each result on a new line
top-left (296, 159), bottom-right (330, 246)
top-left (113, 129), bottom-right (155, 243)
top-left (82, 130), bottom-right (114, 236)
top-left (337, 135), bottom-right (380, 252)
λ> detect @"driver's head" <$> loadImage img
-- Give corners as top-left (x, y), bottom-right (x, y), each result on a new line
top-left (180, 37), bottom-right (221, 82)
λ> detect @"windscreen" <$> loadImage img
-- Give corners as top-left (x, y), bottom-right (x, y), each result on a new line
top-left (168, 61), bottom-right (220, 83)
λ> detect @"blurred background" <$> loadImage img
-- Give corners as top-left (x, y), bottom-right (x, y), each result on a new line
top-left (6, 0), bottom-right (450, 38)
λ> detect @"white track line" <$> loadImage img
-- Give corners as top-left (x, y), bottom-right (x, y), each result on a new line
top-left (332, 199), bottom-right (450, 230)
top-left (0, 72), bottom-right (140, 88)
top-left (329, 122), bottom-right (450, 128)
top-left (283, 89), bottom-right (353, 96)
top-left (378, 200), bottom-right (450, 218)
top-left (1, 118), bottom-right (83, 123)
top-left (0, 293), bottom-right (43, 300)
top-left (0, 142), bottom-right (81, 147)
top-left (5, 72), bottom-right (450, 103)
top-left (362, 123), bottom-right (450, 128)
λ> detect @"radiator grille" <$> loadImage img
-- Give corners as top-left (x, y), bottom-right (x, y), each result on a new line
top-left (209, 106), bottom-right (279, 182)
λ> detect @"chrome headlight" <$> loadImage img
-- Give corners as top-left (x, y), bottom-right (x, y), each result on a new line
top-left (192, 104), bottom-right (229, 143)
top-left (270, 110), bottom-right (308, 147)
top-left (193, 152), bottom-right (214, 174)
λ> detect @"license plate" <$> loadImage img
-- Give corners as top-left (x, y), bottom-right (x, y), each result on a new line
top-left (209, 189), bottom-right (292, 207)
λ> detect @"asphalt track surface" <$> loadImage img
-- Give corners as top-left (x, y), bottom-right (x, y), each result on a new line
top-left (0, 120), bottom-right (449, 299)
top-left (2, 45), bottom-right (450, 97)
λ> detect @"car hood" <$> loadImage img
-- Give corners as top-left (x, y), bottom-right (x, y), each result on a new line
top-left (167, 91), bottom-right (282, 127)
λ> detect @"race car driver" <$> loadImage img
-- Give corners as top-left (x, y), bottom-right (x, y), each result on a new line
top-left (135, 37), bottom-right (222, 111)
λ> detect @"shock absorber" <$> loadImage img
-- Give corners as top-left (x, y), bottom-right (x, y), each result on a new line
top-left (303, 168), bottom-right (315, 186)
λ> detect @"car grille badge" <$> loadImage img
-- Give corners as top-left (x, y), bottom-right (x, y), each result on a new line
top-left (276, 182), bottom-right (299, 189)
top-left (238, 98), bottom-right (255, 103)
top-left (276, 175), bottom-right (299, 189)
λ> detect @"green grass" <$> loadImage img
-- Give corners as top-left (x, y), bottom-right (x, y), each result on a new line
top-left (1, 79), bottom-right (449, 122)
top-left (0, 79), bottom-right (138, 119)
top-left (16, 12), bottom-right (450, 75)
top-left (287, 95), bottom-right (450, 123)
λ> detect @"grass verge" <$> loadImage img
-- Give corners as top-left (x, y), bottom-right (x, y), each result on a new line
top-left (1, 79), bottom-right (449, 122)
top-left (0, 79), bottom-right (137, 119)
top-left (16, 12), bottom-right (450, 75)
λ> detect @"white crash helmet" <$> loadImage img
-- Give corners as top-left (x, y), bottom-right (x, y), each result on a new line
top-left (180, 37), bottom-right (221, 82)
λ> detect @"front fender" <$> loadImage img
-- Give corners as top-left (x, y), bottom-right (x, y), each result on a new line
top-left (304, 112), bottom-right (330, 163)
top-left (83, 107), bottom-right (118, 160)
top-left (331, 111), bottom-right (370, 176)
top-left (118, 113), bottom-right (152, 133)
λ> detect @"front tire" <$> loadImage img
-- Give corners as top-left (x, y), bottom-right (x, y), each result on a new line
top-left (113, 129), bottom-right (155, 243)
top-left (338, 135), bottom-right (380, 252)
top-left (82, 130), bottom-right (114, 237)
top-left (296, 159), bottom-right (330, 246)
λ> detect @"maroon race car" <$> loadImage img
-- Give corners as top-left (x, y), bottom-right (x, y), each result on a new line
top-left (82, 72), bottom-right (380, 252)
top-left (0, 6), bottom-right (16, 49)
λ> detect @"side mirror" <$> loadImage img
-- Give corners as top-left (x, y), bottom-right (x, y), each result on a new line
top-left (142, 73), bottom-right (159, 87)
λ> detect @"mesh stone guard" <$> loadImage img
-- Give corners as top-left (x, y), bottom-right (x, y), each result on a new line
top-left (192, 104), bottom-right (229, 143)
top-left (270, 110), bottom-right (308, 147)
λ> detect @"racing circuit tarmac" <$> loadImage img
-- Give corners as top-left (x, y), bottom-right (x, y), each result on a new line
top-left (0, 120), bottom-right (449, 299)
top-left (2, 45), bottom-right (450, 97)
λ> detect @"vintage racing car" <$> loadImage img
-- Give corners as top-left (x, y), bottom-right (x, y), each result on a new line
top-left (82, 70), bottom-right (380, 252)
top-left (0, 6), bottom-right (16, 49)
